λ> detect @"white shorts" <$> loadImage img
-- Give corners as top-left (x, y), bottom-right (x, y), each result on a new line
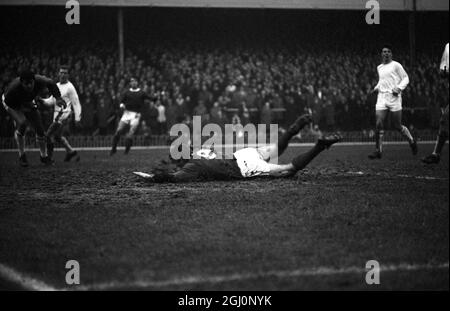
top-left (120, 110), bottom-right (140, 126)
top-left (233, 147), bottom-right (271, 178)
top-left (376, 92), bottom-right (402, 112)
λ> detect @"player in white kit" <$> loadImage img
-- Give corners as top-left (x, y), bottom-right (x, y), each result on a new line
top-left (422, 43), bottom-right (449, 164)
top-left (45, 66), bottom-right (82, 162)
top-left (368, 45), bottom-right (418, 159)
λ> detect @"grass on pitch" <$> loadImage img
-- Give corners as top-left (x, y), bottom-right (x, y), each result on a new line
top-left (0, 144), bottom-right (448, 290)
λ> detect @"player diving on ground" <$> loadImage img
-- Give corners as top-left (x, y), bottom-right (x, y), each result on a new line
top-left (133, 114), bottom-right (342, 183)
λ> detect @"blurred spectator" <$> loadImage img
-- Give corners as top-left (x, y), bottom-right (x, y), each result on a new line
top-left (156, 100), bottom-right (167, 135)
top-left (0, 15), bottom-right (447, 137)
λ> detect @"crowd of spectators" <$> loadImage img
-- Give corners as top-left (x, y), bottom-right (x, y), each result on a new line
top-left (0, 16), bottom-right (448, 138)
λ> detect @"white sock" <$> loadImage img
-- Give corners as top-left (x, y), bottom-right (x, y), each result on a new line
top-left (401, 126), bottom-right (414, 144)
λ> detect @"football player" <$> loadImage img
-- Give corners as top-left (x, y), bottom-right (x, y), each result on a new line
top-left (110, 77), bottom-right (152, 155)
top-left (45, 65), bottom-right (82, 162)
top-left (368, 45), bottom-right (418, 159)
top-left (134, 115), bottom-right (342, 183)
top-left (2, 69), bottom-right (66, 167)
top-left (422, 43), bottom-right (449, 164)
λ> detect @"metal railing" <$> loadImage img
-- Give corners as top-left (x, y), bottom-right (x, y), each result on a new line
top-left (0, 130), bottom-right (439, 149)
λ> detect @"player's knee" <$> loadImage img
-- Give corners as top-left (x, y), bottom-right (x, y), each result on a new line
top-left (15, 129), bottom-right (25, 137)
top-left (36, 134), bottom-right (46, 143)
top-left (438, 129), bottom-right (449, 139)
top-left (394, 124), bottom-right (404, 132)
top-left (15, 120), bottom-right (27, 133)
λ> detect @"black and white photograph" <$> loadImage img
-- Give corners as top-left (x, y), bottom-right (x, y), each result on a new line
top-left (0, 0), bottom-right (448, 296)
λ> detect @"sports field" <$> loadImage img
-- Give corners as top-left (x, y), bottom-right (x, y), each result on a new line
top-left (0, 143), bottom-right (448, 290)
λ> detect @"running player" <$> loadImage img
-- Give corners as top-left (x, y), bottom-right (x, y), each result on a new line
top-left (2, 69), bottom-right (66, 167)
top-left (110, 77), bottom-right (152, 155)
top-left (422, 43), bottom-right (449, 164)
top-left (368, 45), bottom-right (418, 159)
top-left (46, 65), bottom-right (82, 162)
top-left (133, 115), bottom-right (342, 183)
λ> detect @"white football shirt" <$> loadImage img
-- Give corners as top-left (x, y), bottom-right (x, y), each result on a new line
top-left (55, 81), bottom-right (82, 122)
top-left (375, 61), bottom-right (409, 94)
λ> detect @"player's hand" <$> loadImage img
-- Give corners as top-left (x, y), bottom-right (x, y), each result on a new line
top-left (56, 98), bottom-right (67, 109)
top-left (74, 120), bottom-right (83, 129)
top-left (34, 96), bottom-right (44, 106)
top-left (119, 103), bottom-right (126, 110)
top-left (392, 87), bottom-right (401, 97)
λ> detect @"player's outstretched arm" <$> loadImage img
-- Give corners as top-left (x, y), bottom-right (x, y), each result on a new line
top-left (70, 85), bottom-right (82, 122)
top-left (394, 63), bottom-right (409, 94)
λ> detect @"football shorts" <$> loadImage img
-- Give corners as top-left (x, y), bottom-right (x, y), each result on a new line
top-left (233, 147), bottom-right (271, 178)
top-left (376, 92), bottom-right (402, 112)
top-left (120, 110), bottom-right (140, 124)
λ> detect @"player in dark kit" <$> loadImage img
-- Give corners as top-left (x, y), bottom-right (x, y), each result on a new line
top-left (133, 115), bottom-right (343, 183)
top-left (422, 43), bottom-right (449, 164)
top-left (110, 77), bottom-right (152, 155)
top-left (2, 69), bottom-right (66, 167)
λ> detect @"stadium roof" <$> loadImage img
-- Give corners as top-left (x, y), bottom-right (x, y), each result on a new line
top-left (0, 0), bottom-right (448, 11)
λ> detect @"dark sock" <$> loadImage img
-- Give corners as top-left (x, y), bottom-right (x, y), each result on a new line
top-left (112, 134), bottom-right (120, 150)
top-left (125, 138), bottom-right (133, 153)
top-left (277, 130), bottom-right (296, 157)
top-left (375, 130), bottom-right (384, 153)
top-left (291, 144), bottom-right (325, 171)
top-left (434, 132), bottom-right (448, 155)
top-left (47, 142), bottom-right (54, 159)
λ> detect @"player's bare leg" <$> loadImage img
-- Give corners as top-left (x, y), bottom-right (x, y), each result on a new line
top-left (110, 121), bottom-right (128, 156)
top-left (45, 122), bottom-right (60, 160)
top-left (391, 110), bottom-right (418, 155)
top-left (60, 136), bottom-right (79, 162)
top-left (369, 110), bottom-right (387, 159)
top-left (422, 105), bottom-right (449, 164)
top-left (15, 129), bottom-right (28, 167)
top-left (36, 135), bottom-right (50, 161)
top-left (258, 114), bottom-right (312, 161)
top-left (5, 105), bottom-right (28, 166)
top-left (124, 117), bottom-right (140, 155)
top-left (267, 133), bottom-right (343, 177)
top-left (27, 109), bottom-right (53, 165)
top-left (47, 121), bottom-right (79, 162)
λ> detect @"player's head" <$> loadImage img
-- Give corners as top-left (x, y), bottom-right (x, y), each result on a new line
top-left (58, 65), bottom-right (70, 83)
top-left (381, 44), bottom-right (393, 63)
top-left (130, 77), bottom-right (138, 89)
top-left (19, 69), bottom-right (35, 93)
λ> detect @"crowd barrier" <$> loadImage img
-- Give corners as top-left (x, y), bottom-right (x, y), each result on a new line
top-left (0, 130), bottom-right (439, 150)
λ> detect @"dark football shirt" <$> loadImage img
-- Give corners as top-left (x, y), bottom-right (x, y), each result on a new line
top-left (120, 88), bottom-right (150, 113)
top-left (3, 75), bottom-right (61, 110)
